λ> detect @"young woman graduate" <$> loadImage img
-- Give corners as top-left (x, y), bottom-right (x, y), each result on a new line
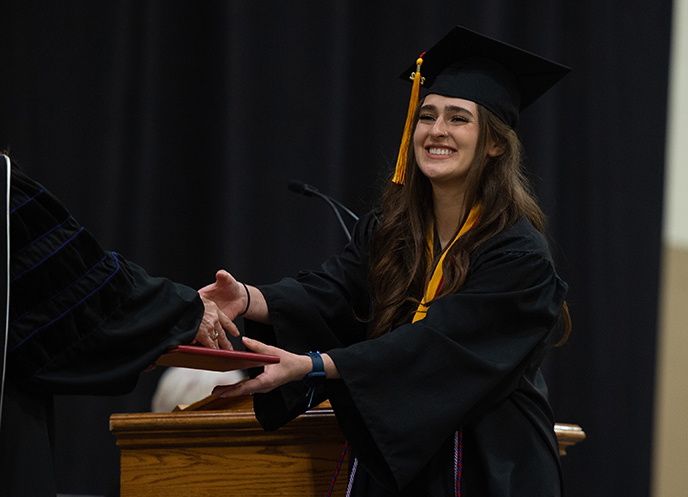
top-left (201, 25), bottom-right (572, 496)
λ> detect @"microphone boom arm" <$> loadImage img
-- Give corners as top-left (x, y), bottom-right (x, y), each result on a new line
top-left (310, 190), bottom-right (352, 242)
top-left (288, 180), bottom-right (358, 241)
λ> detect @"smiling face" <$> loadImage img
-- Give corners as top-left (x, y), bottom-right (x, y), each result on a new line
top-left (413, 94), bottom-right (500, 193)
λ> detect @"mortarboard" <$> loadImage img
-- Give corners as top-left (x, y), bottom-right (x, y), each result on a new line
top-left (393, 25), bottom-right (571, 184)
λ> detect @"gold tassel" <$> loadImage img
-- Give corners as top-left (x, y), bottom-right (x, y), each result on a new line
top-left (393, 56), bottom-right (424, 185)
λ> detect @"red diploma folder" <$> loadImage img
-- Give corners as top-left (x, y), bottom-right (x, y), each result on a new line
top-left (155, 345), bottom-right (280, 372)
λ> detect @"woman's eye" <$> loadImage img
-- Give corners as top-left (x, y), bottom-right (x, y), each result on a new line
top-left (450, 115), bottom-right (469, 123)
top-left (418, 114), bottom-right (436, 122)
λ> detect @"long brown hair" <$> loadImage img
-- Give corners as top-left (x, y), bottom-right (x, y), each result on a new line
top-left (368, 102), bottom-right (571, 343)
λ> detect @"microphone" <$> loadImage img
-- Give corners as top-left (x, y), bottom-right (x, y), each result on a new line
top-left (288, 180), bottom-right (358, 241)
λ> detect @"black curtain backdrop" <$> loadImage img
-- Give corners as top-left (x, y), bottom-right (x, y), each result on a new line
top-left (0, 1), bottom-right (671, 496)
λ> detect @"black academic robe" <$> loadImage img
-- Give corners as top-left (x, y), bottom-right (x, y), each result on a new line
top-left (247, 210), bottom-right (568, 496)
top-left (0, 167), bottom-right (203, 496)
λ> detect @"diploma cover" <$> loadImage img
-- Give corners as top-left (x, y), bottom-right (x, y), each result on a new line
top-left (155, 345), bottom-right (279, 372)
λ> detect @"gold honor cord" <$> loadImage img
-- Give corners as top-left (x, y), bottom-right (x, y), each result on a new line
top-left (412, 204), bottom-right (481, 323)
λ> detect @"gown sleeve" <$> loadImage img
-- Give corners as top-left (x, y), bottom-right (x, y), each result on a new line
top-left (6, 168), bottom-right (203, 396)
top-left (247, 213), bottom-right (568, 492)
top-left (247, 211), bottom-right (378, 423)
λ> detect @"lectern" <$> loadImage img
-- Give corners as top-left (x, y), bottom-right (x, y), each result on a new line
top-left (110, 396), bottom-right (347, 497)
top-left (110, 395), bottom-right (585, 496)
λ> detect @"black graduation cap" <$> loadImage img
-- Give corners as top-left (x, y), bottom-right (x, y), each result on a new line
top-left (400, 25), bottom-right (571, 128)
top-left (392, 26), bottom-right (570, 184)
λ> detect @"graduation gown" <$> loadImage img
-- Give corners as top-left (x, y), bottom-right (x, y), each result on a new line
top-left (246, 210), bottom-right (568, 496)
top-left (0, 167), bottom-right (203, 496)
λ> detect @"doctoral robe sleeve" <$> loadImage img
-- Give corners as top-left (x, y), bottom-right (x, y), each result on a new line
top-left (6, 169), bottom-right (203, 396)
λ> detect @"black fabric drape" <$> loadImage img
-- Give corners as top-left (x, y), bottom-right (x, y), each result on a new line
top-left (0, 1), bottom-right (671, 496)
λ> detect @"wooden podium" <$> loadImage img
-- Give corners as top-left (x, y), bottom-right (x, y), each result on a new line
top-left (110, 396), bottom-right (585, 496)
top-left (110, 396), bottom-right (347, 497)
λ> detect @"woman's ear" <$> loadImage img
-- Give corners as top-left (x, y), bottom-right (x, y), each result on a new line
top-left (487, 140), bottom-right (505, 158)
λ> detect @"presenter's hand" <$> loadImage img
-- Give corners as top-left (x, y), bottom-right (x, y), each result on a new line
top-left (193, 297), bottom-right (237, 349)
top-left (212, 337), bottom-right (312, 397)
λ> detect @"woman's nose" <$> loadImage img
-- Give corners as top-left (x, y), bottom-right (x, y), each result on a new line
top-left (431, 118), bottom-right (448, 137)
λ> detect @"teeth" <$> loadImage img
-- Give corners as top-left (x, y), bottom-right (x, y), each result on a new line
top-left (428, 148), bottom-right (453, 155)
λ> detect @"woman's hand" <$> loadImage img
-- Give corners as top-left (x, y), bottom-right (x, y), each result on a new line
top-left (198, 270), bottom-right (247, 318)
top-left (212, 337), bottom-right (312, 397)
top-left (192, 296), bottom-right (237, 349)
top-left (199, 270), bottom-right (271, 324)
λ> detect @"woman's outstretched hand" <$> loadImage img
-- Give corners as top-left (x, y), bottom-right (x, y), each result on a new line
top-left (199, 270), bottom-right (271, 324)
top-left (212, 337), bottom-right (312, 397)
top-left (198, 270), bottom-right (246, 318)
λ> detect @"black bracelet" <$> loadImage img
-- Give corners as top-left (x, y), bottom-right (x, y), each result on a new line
top-left (238, 282), bottom-right (251, 316)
